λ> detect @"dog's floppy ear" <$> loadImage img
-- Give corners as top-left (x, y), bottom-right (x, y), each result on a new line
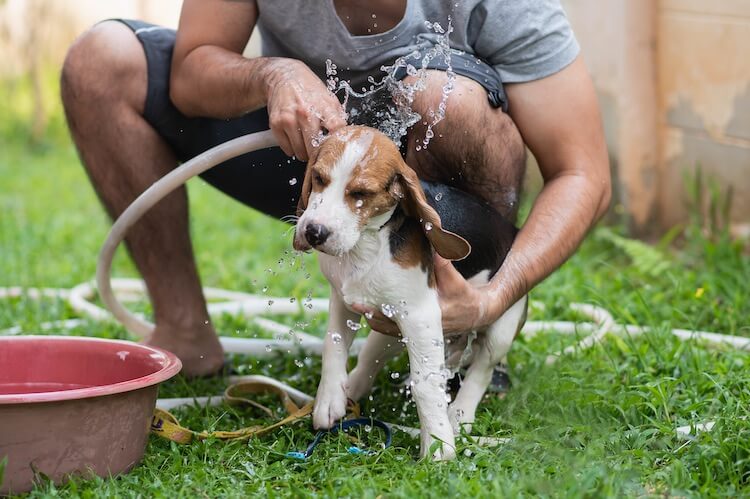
top-left (396, 160), bottom-right (471, 261)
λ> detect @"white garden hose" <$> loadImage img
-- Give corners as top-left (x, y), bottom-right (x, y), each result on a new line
top-left (95, 130), bottom-right (277, 337)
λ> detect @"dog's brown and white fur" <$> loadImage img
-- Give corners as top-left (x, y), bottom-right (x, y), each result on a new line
top-left (294, 126), bottom-right (527, 460)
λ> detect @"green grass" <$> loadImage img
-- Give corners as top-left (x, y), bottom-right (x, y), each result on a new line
top-left (1, 74), bottom-right (750, 498)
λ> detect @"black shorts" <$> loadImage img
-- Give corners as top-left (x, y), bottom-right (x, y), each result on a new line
top-left (115, 19), bottom-right (508, 220)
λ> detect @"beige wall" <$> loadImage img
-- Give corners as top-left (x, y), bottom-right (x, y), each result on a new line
top-left (563, 0), bottom-right (750, 235)
top-left (658, 0), bottom-right (750, 232)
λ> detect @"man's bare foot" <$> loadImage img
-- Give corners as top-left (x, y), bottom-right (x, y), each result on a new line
top-left (145, 322), bottom-right (225, 377)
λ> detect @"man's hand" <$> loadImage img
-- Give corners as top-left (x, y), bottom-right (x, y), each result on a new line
top-left (352, 255), bottom-right (490, 337)
top-left (264, 60), bottom-right (347, 160)
top-left (170, 0), bottom-right (346, 157)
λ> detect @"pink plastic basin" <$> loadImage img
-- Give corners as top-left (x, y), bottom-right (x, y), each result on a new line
top-left (0, 336), bottom-right (181, 494)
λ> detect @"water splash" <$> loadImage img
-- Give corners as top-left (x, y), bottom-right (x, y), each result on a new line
top-left (325, 18), bottom-right (456, 148)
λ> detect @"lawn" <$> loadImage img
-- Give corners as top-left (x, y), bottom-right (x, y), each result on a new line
top-left (1, 75), bottom-right (750, 498)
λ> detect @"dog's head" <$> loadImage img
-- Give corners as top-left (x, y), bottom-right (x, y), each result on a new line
top-left (293, 126), bottom-right (470, 260)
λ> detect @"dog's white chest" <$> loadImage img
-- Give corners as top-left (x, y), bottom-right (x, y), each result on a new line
top-left (317, 232), bottom-right (433, 313)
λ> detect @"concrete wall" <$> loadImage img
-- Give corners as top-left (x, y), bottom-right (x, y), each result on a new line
top-left (563, 0), bottom-right (750, 235)
top-left (658, 0), bottom-right (750, 232)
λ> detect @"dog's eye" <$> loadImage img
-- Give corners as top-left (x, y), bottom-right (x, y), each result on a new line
top-left (312, 172), bottom-right (326, 186)
top-left (349, 190), bottom-right (371, 200)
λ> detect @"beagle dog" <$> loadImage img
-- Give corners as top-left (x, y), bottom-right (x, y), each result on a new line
top-left (294, 126), bottom-right (527, 460)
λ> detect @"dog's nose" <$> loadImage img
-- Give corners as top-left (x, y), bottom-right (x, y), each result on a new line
top-left (304, 223), bottom-right (330, 246)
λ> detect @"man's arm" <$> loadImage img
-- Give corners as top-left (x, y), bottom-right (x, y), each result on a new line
top-left (170, 0), bottom-right (346, 159)
top-left (438, 56), bottom-right (611, 332)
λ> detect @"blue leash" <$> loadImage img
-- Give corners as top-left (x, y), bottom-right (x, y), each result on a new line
top-left (286, 418), bottom-right (392, 460)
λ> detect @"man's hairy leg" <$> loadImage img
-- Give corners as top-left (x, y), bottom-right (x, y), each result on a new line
top-left (61, 21), bottom-right (223, 376)
top-left (403, 71), bottom-right (526, 220)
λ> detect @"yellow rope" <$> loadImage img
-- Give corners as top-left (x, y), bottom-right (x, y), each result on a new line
top-left (150, 380), bottom-right (358, 444)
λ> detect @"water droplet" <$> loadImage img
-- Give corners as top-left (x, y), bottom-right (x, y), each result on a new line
top-left (424, 222), bottom-right (433, 231)
top-left (294, 359), bottom-right (304, 368)
top-left (289, 178), bottom-right (298, 186)
top-left (391, 372), bottom-right (400, 379)
top-left (431, 338), bottom-right (444, 347)
top-left (265, 345), bottom-right (272, 352)
top-left (330, 332), bottom-right (342, 344)
top-left (380, 303), bottom-right (397, 318)
top-left (365, 311), bottom-right (374, 320)
top-left (355, 199), bottom-right (364, 208)
top-left (346, 319), bottom-right (362, 331)
top-left (289, 297), bottom-right (296, 303)
top-left (262, 286), bottom-right (268, 293)
top-left (434, 192), bottom-right (443, 202)
top-left (268, 300), bottom-right (274, 306)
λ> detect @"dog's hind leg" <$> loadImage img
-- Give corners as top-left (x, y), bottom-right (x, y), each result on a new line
top-left (347, 331), bottom-right (404, 402)
top-left (448, 296), bottom-right (527, 434)
top-left (398, 303), bottom-right (457, 460)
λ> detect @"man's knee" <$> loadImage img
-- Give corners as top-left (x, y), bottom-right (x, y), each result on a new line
top-left (61, 21), bottom-right (146, 114)
top-left (404, 71), bottom-right (526, 217)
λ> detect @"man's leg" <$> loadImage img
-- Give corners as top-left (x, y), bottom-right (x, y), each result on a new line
top-left (403, 71), bottom-right (526, 220)
top-left (61, 21), bottom-right (223, 376)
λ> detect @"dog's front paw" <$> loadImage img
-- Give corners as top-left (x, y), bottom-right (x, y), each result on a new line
top-left (421, 429), bottom-right (457, 461)
top-left (313, 382), bottom-right (348, 429)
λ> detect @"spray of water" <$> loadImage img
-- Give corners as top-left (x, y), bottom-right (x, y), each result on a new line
top-left (324, 18), bottom-right (456, 148)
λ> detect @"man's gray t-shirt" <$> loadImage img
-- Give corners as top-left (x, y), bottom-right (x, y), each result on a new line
top-left (255, 0), bottom-right (579, 88)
